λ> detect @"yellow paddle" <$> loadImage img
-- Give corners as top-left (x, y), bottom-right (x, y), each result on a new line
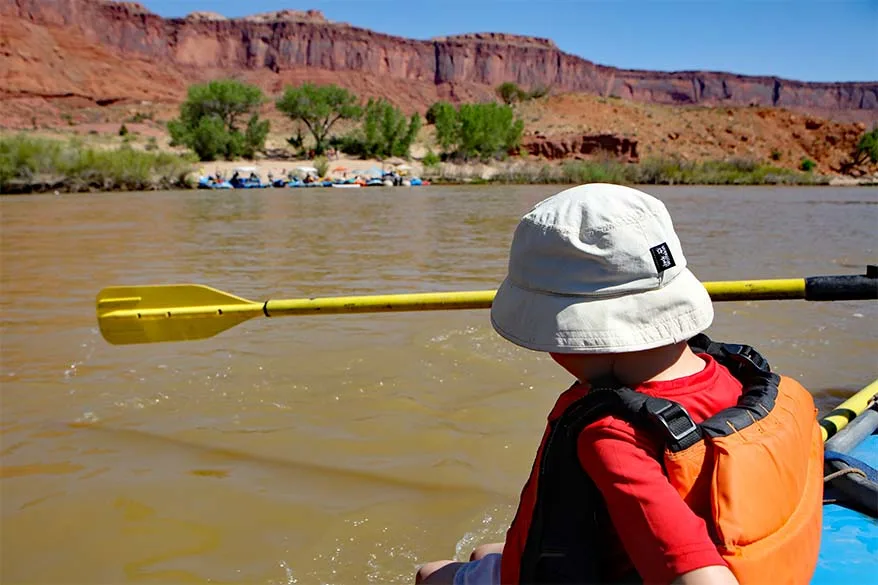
top-left (96, 267), bottom-right (877, 345)
top-left (820, 378), bottom-right (878, 442)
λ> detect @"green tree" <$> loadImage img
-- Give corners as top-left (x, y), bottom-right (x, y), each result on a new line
top-left (430, 102), bottom-right (523, 161)
top-left (340, 100), bottom-right (421, 158)
top-left (426, 102), bottom-right (448, 125)
top-left (363, 99), bottom-right (408, 156)
top-left (404, 113), bottom-right (422, 154)
top-left (456, 103), bottom-right (524, 160)
top-left (242, 114), bottom-right (270, 159)
top-left (275, 83), bottom-right (362, 155)
top-left (183, 117), bottom-right (229, 162)
top-left (431, 102), bottom-right (460, 153)
top-left (363, 99), bottom-right (419, 157)
top-left (168, 80), bottom-right (269, 161)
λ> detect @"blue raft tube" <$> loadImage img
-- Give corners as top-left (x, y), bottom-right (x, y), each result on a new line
top-left (813, 379), bottom-right (878, 583)
top-left (197, 176), bottom-right (233, 189)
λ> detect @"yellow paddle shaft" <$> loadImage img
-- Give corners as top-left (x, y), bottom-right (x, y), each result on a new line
top-left (264, 290), bottom-right (497, 316)
top-left (820, 378), bottom-right (878, 442)
top-left (262, 279), bottom-right (809, 317)
top-left (703, 278), bottom-right (805, 301)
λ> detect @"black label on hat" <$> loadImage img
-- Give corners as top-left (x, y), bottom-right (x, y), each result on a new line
top-left (650, 243), bottom-right (676, 273)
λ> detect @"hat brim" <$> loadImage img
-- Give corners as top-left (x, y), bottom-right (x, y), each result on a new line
top-left (489, 268), bottom-right (714, 354)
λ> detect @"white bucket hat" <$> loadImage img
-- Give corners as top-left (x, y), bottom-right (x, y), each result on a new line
top-left (490, 183), bottom-right (714, 353)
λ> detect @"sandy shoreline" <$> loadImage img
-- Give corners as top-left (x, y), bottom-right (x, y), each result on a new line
top-left (168, 152), bottom-right (878, 187)
top-left (199, 157), bottom-right (426, 180)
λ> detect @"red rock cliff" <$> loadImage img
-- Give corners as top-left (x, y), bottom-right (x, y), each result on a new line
top-left (3, 0), bottom-right (877, 122)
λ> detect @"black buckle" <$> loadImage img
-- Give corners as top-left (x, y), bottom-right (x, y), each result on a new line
top-left (721, 343), bottom-right (770, 373)
top-left (649, 402), bottom-right (699, 443)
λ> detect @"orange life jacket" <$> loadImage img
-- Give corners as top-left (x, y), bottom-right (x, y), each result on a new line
top-left (514, 334), bottom-right (824, 584)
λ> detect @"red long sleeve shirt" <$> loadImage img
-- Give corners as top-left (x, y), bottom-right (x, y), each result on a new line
top-left (501, 353), bottom-right (744, 584)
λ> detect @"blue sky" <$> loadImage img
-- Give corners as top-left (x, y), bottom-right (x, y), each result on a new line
top-left (141, 0), bottom-right (877, 82)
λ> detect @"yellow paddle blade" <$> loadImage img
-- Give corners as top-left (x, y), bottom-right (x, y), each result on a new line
top-left (96, 284), bottom-right (264, 345)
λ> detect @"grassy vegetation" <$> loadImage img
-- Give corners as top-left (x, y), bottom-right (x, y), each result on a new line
top-left (423, 157), bottom-right (831, 186)
top-left (0, 134), bottom-right (195, 194)
top-left (0, 133), bottom-right (834, 195)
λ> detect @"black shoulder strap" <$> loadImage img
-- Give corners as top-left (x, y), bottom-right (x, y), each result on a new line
top-left (587, 382), bottom-right (703, 453)
top-left (518, 390), bottom-right (615, 584)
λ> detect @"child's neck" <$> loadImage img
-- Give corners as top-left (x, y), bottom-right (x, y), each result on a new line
top-left (610, 342), bottom-right (706, 386)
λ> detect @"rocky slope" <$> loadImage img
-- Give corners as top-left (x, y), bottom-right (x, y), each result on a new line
top-left (3, 0), bottom-right (877, 124)
top-left (516, 94), bottom-right (874, 175)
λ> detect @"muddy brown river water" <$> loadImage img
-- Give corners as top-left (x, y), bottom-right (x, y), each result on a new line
top-left (1, 185), bottom-right (876, 584)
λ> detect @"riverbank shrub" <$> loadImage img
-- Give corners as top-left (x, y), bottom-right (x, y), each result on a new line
top-left (421, 157), bottom-right (829, 186)
top-left (854, 128), bottom-right (878, 164)
top-left (837, 127), bottom-right (878, 175)
top-left (497, 82), bottom-right (523, 105)
top-left (849, 127), bottom-right (878, 170)
top-left (0, 135), bottom-right (194, 194)
top-left (168, 80), bottom-right (270, 161)
top-left (340, 99), bottom-right (421, 158)
top-left (497, 82), bottom-right (550, 104)
top-left (313, 156), bottom-right (330, 177)
top-left (422, 150), bottom-right (441, 167)
top-left (429, 102), bottom-right (524, 161)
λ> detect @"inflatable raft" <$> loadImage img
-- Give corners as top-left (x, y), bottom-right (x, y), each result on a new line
top-left (813, 379), bottom-right (878, 583)
top-left (197, 176), bottom-right (233, 189)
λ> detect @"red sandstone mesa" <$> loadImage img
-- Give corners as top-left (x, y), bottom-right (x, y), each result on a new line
top-left (3, 0), bottom-right (877, 124)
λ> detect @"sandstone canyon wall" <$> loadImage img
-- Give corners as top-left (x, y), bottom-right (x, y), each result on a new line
top-left (3, 0), bottom-right (877, 122)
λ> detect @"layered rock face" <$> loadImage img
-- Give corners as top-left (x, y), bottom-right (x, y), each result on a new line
top-left (522, 133), bottom-right (640, 162)
top-left (3, 0), bottom-right (877, 122)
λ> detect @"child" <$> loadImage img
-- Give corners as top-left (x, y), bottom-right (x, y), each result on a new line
top-left (416, 184), bottom-right (822, 585)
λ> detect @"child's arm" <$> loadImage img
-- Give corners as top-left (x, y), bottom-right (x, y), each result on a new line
top-left (470, 542), bottom-right (504, 560)
top-left (579, 422), bottom-right (729, 584)
top-left (674, 565), bottom-right (740, 585)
